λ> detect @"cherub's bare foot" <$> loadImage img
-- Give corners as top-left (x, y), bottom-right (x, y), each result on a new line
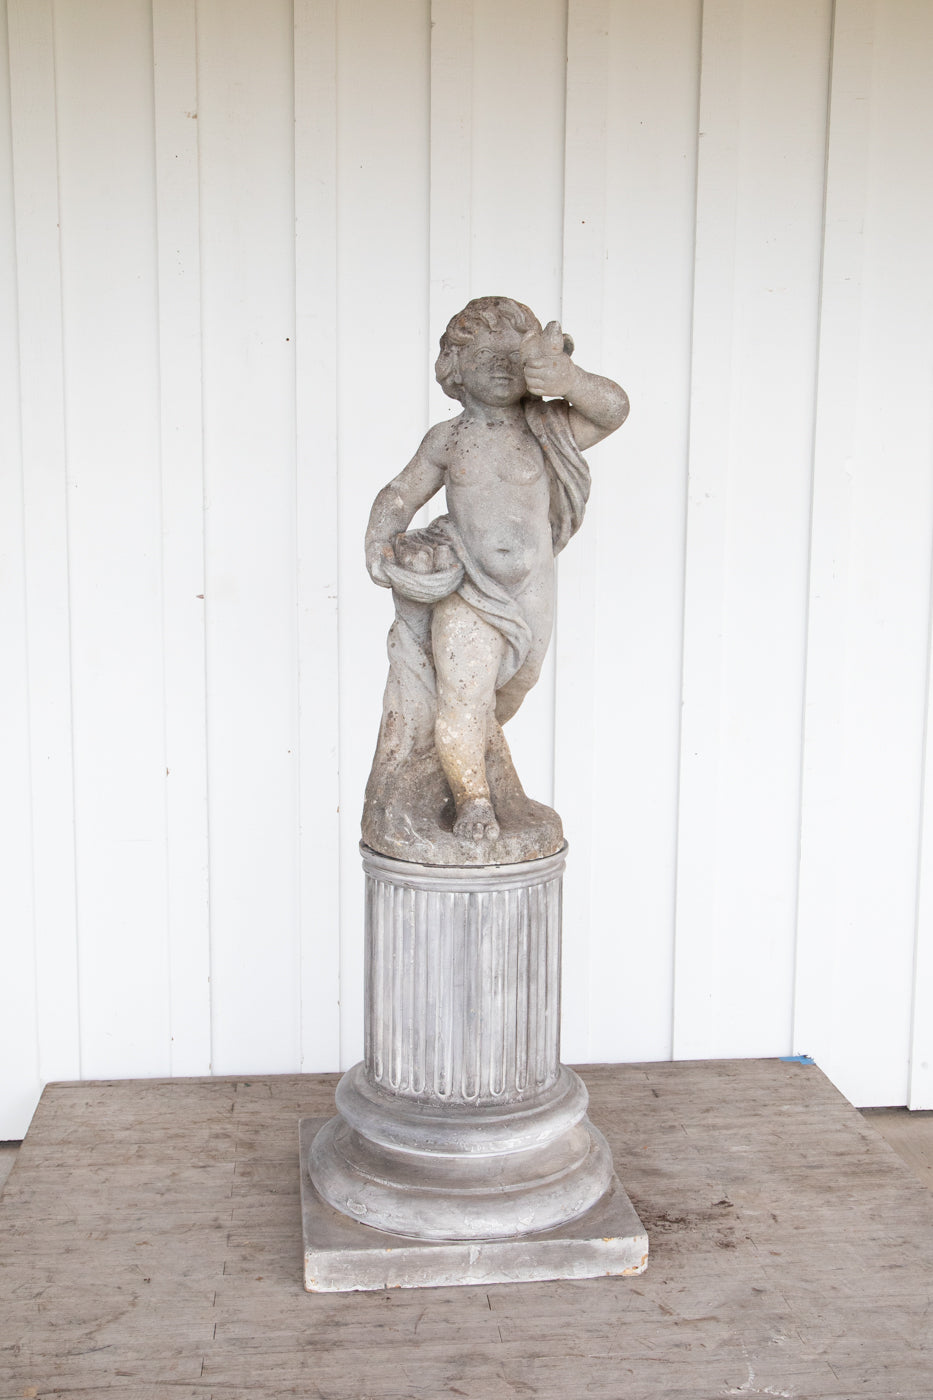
top-left (453, 797), bottom-right (500, 842)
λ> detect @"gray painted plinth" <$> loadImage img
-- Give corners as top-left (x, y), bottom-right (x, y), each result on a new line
top-left (300, 1117), bottom-right (648, 1292)
top-left (304, 844), bottom-right (648, 1289)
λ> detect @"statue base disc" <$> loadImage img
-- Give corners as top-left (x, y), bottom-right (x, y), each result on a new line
top-left (299, 1117), bottom-right (648, 1292)
top-left (363, 745), bottom-right (564, 866)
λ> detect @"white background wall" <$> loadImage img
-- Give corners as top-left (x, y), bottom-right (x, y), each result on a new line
top-left (3, 0), bottom-right (933, 1137)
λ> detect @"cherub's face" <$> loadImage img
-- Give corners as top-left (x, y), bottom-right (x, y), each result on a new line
top-left (457, 325), bottom-right (527, 407)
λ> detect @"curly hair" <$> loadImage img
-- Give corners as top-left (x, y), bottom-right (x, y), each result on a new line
top-left (434, 296), bottom-right (542, 403)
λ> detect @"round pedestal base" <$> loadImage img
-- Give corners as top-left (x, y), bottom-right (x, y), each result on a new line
top-left (309, 1065), bottom-right (613, 1241)
top-left (308, 844), bottom-right (615, 1243)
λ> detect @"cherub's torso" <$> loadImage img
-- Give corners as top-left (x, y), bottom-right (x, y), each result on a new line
top-left (437, 411), bottom-right (554, 592)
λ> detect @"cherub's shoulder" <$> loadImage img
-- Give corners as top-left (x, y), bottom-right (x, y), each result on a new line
top-left (420, 415), bottom-right (460, 464)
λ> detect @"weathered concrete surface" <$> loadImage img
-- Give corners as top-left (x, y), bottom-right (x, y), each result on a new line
top-left (363, 296), bottom-right (629, 866)
top-left (361, 718), bottom-right (563, 866)
top-left (306, 847), bottom-right (637, 1260)
top-left (300, 1117), bottom-right (648, 1292)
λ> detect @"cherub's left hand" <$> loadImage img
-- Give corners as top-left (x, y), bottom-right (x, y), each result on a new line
top-left (520, 320), bottom-right (577, 398)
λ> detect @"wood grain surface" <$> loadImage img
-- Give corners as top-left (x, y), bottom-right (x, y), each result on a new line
top-left (1, 1059), bottom-right (931, 1398)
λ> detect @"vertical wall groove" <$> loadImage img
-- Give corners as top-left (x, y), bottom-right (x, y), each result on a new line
top-left (295, 0), bottom-right (341, 1072)
top-left (152, 0), bottom-right (211, 1077)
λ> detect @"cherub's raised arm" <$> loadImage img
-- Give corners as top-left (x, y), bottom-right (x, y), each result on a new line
top-left (521, 322), bottom-right (629, 451)
top-left (365, 426), bottom-right (448, 587)
top-left (562, 368), bottom-right (629, 450)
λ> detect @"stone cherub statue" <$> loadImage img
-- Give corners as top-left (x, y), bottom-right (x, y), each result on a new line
top-left (363, 296), bottom-right (629, 865)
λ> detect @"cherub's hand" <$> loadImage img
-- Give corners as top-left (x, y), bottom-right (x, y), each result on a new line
top-left (520, 321), bottom-right (578, 399)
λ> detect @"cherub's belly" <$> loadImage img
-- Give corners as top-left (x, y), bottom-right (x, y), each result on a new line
top-left (449, 488), bottom-right (553, 589)
top-left (472, 528), bottom-right (548, 587)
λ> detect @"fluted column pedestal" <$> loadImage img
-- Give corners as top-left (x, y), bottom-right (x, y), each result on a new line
top-left (300, 845), bottom-right (648, 1291)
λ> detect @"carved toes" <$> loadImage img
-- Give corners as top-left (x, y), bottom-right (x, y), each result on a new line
top-left (453, 799), bottom-right (500, 843)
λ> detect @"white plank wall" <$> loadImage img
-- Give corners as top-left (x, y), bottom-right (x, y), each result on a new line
top-left (54, 0), bottom-right (169, 1080)
top-left (152, 0), bottom-right (212, 1077)
top-left (5, 0), bottom-right (81, 1106)
top-left (0, 0), bottom-right (42, 1134)
top-left (558, 0), bottom-right (701, 1064)
top-left (294, 0), bottom-right (341, 1073)
top-left (674, 0), bottom-right (832, 1061)
top-left (197, 0), bottom-right (301, 1075)
top-left (796, 0), bottom-right (933, 1109)
top-left (2, 0), bottom-right (933, 1135)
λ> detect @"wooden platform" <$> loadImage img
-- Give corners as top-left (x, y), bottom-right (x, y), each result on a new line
top-left (1, 1060), bottom-right (931, 1399)
top-left (863, 1105), bottom-right (933, 1192)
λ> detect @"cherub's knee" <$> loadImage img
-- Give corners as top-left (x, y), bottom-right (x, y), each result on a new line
top-left (436, 670), bottom-right (498, 718)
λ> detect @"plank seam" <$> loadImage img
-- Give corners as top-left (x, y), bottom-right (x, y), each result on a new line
top-left (791, 0), bottom-right (838, 1059)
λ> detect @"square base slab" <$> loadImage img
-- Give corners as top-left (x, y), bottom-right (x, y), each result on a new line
top-left (299, 1116), bottom-right (649, 1292)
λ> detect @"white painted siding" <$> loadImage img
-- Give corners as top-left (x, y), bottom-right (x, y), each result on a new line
top-left (795, 0), bottom-right (933, 1109)
top-left (674, 0), bottom-right (832, 1064)
top-left (3, 0), bottom-right (933, 1135)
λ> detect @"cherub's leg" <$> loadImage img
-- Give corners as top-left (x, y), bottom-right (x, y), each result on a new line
top-left (432, 593), bottom-right (505, 841)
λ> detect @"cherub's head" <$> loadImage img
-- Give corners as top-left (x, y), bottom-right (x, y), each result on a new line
top-left (435, 296), bottom-right (542, 404)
